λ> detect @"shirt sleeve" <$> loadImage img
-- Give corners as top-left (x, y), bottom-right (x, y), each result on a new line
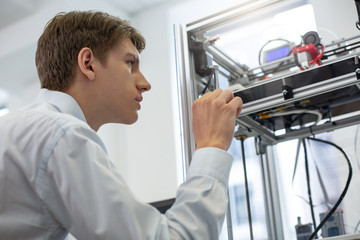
top-left (39, 125), bottom-right (233, 240)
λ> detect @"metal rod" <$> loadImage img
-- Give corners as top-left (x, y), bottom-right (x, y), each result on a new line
top-left (258, 145), bottom-right (276, 240)
top-left (226, 190), bottom-right (234, 240)
top-left (208, 44), bottom-right (246, 70)
top-left (240, 138), bottom-right (254, 240)
top-left (207, 48), bottom-right (243, 79)
top-left (324, 34), bottom-right (360, 48)
top-left (275, 113), bottom-right (360, 143)
top-left (186, 0), bottom-right (285, 33)
top-left (239, 72), bottom-right (357, 116)
top-left (302, 138), bottom-right (317, 238)
top-left (236, 116), bottom-right (277, 144)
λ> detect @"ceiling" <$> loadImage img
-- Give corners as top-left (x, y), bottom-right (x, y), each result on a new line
top-left (0, 0), bottom-right (174, 30)
top-left (106, 0), bottom-right (176, 16)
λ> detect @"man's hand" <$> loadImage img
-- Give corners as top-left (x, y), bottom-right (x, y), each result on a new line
top-left (192, 89), bottom-right (243, 151)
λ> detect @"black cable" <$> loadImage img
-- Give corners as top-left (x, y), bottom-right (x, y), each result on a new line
top-left (302, 138), bottom-right (318, 238)
top-left (212, 69), bottom-right (216, 91)
top-left (307, 137), bottom-right (353, 239)
top-left (201, 68), bottom-right (214, 94)
top-left (355, 0), bottom-right (360, 30)
top-left (292, 139), bottom-right (302, 185)
top-left (323, 41), bottom-right (360, 58)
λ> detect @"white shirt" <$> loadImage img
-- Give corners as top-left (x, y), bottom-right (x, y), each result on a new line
top-left (0, 89), bottom-right (233, 240)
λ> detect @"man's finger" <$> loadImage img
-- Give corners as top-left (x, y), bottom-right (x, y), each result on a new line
top-left (228, 96), bottom-right (243, 116)
top-left (217, 89), bottom-right (234, 103)
top-left (201, 88), bottom-right (223, 100)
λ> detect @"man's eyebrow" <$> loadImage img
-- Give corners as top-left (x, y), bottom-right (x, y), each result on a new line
top-left (124, 53), bottom-right (139, 63)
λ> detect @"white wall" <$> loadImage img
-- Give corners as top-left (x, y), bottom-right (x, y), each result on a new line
top-left (309, 0), bottom-right (359, 44)
top-left (0, 0), bottom-right (130, 111)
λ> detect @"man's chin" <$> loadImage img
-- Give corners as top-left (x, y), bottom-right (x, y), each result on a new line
top-left (121, 115), bottom-right (138, 125)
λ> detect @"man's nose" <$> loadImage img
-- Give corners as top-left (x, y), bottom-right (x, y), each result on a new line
top-left (138, 73), bottom-right (151, 92)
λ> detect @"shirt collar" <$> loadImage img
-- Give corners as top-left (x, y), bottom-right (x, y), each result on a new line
top-left (35, 89), bottom-right (87, 123)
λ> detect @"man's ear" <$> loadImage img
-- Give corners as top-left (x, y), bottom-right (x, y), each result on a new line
top-left (78, 47), bottom-right (96, 81)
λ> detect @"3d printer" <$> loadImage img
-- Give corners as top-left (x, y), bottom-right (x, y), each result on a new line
top-left (174, 0), bottom-right (360, 239)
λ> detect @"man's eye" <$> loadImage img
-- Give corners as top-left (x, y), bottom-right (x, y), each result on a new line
top-left (127, 61), bottom-right (134, 68)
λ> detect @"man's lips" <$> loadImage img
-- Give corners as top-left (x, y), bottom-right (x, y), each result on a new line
top-left (135, 96), bottom-right (143, 110)
top-left (135, 96), bottom-right (143, 103)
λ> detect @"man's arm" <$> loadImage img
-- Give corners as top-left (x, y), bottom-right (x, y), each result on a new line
top-left (39, 89), bottom-right (243, 239)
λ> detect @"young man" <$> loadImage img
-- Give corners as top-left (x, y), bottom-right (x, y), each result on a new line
top-left (0, 11), bottom-right (243, 239)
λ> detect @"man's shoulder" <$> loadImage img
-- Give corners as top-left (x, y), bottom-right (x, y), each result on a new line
top-left (31, 102), bottom-right (89, 129)
top-left (1, 102), bottom-right (108, 153)
top-left (1, 102), bottom-right (90, 138)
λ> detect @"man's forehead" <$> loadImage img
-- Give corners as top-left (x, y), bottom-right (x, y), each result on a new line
top-left (117, 38), bottom-right (140, 57)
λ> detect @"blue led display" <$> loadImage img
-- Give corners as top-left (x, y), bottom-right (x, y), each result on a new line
top-left (266, 46), bottom-right (290, 62)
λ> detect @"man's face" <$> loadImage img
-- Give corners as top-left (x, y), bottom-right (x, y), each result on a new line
top-left (95, 38), bottom-right (151, 125)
